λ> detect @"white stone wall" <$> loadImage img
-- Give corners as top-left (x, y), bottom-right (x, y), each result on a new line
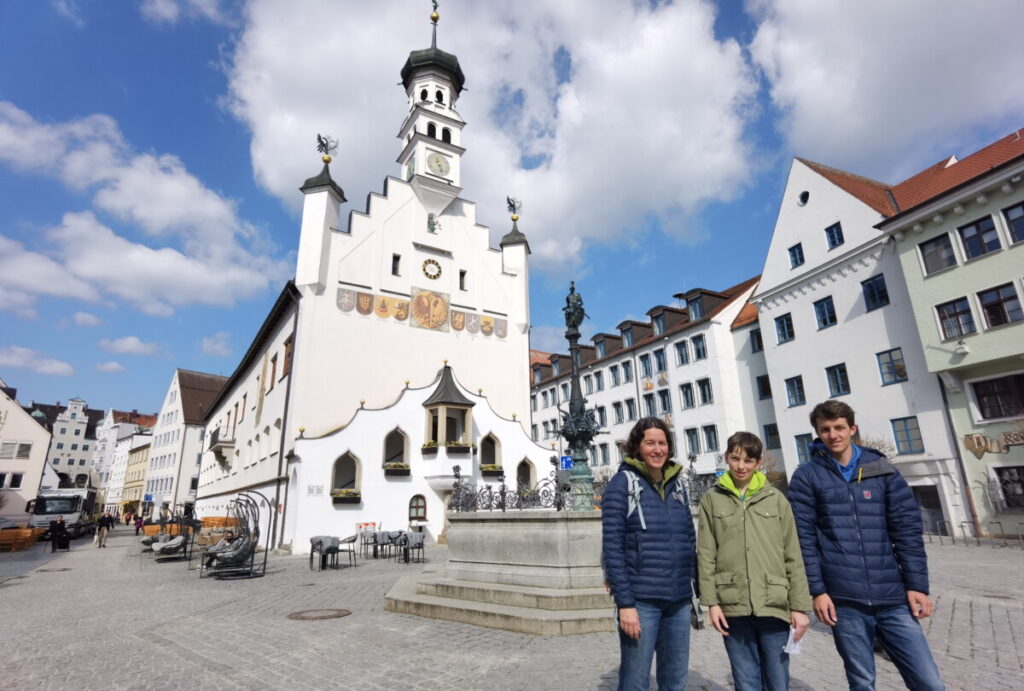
top-left (0, 388), bottom-right (51, 522)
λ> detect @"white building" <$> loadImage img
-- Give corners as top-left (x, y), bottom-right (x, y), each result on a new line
top-left (146, 369), bottom-right (225, 518)
top-left (93, 409), bottom-right (157, 501)
top-left (22, 397), bottom-right (104, 489)
top-left (530, 278), bottom-right (772, 483)
top-left (0, 380), bottom-right (52, 523)
top-left (197, 17), bottom-right (538, 552)
top-left (752, 158), bottom-right (967, 530)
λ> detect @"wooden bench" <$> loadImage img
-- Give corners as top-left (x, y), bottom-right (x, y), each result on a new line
top-left (0, 529), bottom-right (37, 552)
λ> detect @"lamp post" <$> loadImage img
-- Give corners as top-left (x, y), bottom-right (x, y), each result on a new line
top-left (559, 282), bottom-right (600, 510)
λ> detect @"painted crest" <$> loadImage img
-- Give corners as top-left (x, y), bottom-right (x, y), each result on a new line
top-left (480, 316), bottom-right (494, 336)
top-left (410, 287), bottom-right (450, 331)
top-left (392, 300), bottom-right (409, 321)
top-left (495, 319), bottom-right (507, 339)
top-left (862, 490), bottom-right (872, 500)
top-left (337, 288), bottom-right (356, 312)
top-left (374, 296), bottom-right (392, 319)
top-left (466, 313), bottom-right (480, 334)
top-left (356, 292), bottom-right (374, 315)
top-left (450, 310), bottom-right (465, 331)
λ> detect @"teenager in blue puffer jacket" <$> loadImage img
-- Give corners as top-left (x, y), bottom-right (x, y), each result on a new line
top-left (788, 400), bottom-right (944, 691)
top-left (602, 417), bottom-right (697, 691)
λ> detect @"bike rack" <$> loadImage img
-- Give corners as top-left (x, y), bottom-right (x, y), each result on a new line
top-left (986, 521), bottom-right (1007, 548)
top-left (959, 521), bottom-right (980, 546)
top-left (936, 519), bottom-right (954, 545)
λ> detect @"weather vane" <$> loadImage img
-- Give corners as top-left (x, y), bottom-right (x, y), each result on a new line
top-left (431, 0), bottom-right (440, 24)
top-left (506, 196), bottom-right (522, 221)
top-left (316, 133), bottom-right (338, 162)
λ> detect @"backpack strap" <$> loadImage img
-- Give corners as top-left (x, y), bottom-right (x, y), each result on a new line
top-left (625, 470), bottom-right (646, 530)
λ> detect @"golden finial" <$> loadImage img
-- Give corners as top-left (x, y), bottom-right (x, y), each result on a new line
top-left (430, 1), bottom-right (439, 24)
top-left (512, 413), bottom-right (517, 420)
top-left (507, 196), bottom-right (522, 223)
top-left (443, 358), bottom-right (448, 365)
top-left (322, 154), bottom-right (332, 164)
top-left (360, 399), bottom-right (365, 407)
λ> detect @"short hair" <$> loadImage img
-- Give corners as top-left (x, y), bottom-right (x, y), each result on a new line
top-left (625, 416), bottom-right (675, 460)
top-left (809, 399), bottom-right (856, 431)
top-left (725, 431), bottom-right (763, 461)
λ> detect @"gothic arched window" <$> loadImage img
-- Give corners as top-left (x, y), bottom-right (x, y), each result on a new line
top-left (427, 123), bottom-right (437, 139)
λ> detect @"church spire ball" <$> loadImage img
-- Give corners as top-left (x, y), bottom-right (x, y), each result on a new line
top-left (430, 0), bottom-right (440, 25)
top-left (401, 0), bottom-right (465, 95)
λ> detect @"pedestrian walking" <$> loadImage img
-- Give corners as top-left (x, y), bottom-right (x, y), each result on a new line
top-left (49, 515), bottom-right (69, 552)
top-left (96, 511), bottom-right (115, 548)
top-left (134, 515), bottom-right (144, 536)
top-left (788, 400), bottom-right (944, 690)
top-left (602, 417), bottom-right (697, 690)
top-left (697, 431), bottom-right (811, 690)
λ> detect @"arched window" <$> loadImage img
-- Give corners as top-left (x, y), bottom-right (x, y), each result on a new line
top-left (427, 123), bottom-right (437, 139)
top-left (442, 128), bottom-right (451, 144)
top-left (383, 428), bottom-right (408, 466)
top-left (332, 452), bottom-right (360, 492)
top-left (516, 459), bottom-right (534, 490)
top-left (74, 473), bottom-right (89, 488)
top-left (480, 433), bottom-right (501, 467)
top-left (409, 494), bottom-right (427, 521)
top-left (420, 88), bottom-right (428, 102)
top-left (435, 89), bottom-right (444, 104)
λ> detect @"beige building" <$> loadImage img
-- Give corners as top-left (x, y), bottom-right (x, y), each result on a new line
top-left (0, 379), bottom-right (53, 523)
top-left (121, 435), bottom-right (152, 518)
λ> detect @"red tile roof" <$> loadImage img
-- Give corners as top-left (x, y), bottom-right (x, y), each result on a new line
top-left (529, 349), bottom-right (551, 366)
top-left (801, 128), bottom-right (1024, 221)
top-left (731, 301), bottom-right (759, 330)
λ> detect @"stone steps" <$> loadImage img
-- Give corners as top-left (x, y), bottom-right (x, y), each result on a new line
top-left (384, 571), bottom-right (616, 636)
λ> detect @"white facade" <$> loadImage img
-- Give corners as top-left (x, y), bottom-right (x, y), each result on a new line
top-left (96, 410), bottom-right (154, 512)
top-left (198, 28), bottom-right (534, 553)
top-left (753, 158), bottom-right (967, 529)
top-left (531, 279), bottom-right (766, 481)
top-left (105, 426), bottom-right (138, 511)
top-left (0, 382), bottom-right (51, 522)
top-left (42, 398), bottom-right (97, 487)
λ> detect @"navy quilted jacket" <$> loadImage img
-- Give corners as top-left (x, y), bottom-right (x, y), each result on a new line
top-left (788, 442), bottom-right (928, 606)
top-left (602, 459), bottom-right (697, 608)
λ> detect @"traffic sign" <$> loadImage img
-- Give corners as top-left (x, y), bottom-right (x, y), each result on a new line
top-left (559, 455), bottom-right (573, 470)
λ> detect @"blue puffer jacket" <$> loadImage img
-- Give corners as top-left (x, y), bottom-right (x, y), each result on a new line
top-left (788, 441), bottom-right (928, 606)
top-left (602, 458), bottom-right (697, 608)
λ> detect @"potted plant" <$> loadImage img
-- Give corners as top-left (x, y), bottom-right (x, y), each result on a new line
top-left (384, 462), bottom-right (411, 477)
top-left (330, 489), bottom-right (361, 505)
top-left (421, 440), bottom-right (438, 455)
top-left (446, 441), bottom-right (471, 454)
top-left (480, 464), bottom-right (503, 478)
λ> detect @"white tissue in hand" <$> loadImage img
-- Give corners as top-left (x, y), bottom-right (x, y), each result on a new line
top-left (783, 627), bottom-right (804, 654)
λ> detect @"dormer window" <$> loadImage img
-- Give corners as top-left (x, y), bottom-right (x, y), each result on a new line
top-left (622, 327), bottom-right (634, 347)
top-left (652, 314), bottom-right (665, 335)
top-left (596, 341), bottom-right (605, 358)
top-left (688, 298), bottom-right (704, 320)
top-left (435, 89), bottom-right (444, 104)
top-left (552, 360), bottom-right (560, 376)
top-left (427, 123), bottom-right (437, 139)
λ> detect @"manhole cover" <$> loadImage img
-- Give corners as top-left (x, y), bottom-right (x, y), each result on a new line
top-left (38, 568), bottom-right (73, 573)
top-left (287, 609), bottom-right (351, 621)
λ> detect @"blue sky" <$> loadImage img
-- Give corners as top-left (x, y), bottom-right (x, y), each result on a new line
top-left (2, 0), bottom-right (1023, 415)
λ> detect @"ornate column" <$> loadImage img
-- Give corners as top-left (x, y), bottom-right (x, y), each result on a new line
top-left (559, 282), bottom-right (600, 510)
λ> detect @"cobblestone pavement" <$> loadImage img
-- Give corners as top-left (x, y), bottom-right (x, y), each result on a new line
top-left (1, 527), bottom-right (1021, 690)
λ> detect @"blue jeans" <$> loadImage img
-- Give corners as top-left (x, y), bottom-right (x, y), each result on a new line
top-left (721, 615), bottom-right (791, 691)
top-left (832, 602), bottom-right (944, 690)
top-left (617, 599), bottom-right (691, 691)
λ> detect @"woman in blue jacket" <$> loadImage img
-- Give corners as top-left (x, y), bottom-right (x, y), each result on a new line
top-left (602, 417), bottom-right (697, 691)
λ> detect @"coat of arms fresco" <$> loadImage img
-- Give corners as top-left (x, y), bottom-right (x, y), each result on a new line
top-left (410, 287), bottom-right (450, 332)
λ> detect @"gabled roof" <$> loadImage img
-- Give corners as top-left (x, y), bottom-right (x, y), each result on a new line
top-left (730, 301), bottom-right (759, 330)
top-left (422, 365), bottom-right (474, 408)
top-left (177, 369), bottom-right (228, 425)
top-left (21, 402), bottom-right (106, 439)
top-left (797, 158), bottom-right (897, 216)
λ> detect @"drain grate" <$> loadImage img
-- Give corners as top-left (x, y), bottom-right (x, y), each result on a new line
top-left (38, 568), bottom-right (73, 573)
top-left (287, 609), bottom-right (351, 621)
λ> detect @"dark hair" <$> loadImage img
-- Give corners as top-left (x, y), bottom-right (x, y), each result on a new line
top-left (725, 431), bottom-right (763, 461)
top-left (625, 417), bottom-right (675, 460)
top-left (809, 399), bottom-right (856, 432)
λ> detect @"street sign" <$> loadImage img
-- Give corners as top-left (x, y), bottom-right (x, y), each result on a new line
top-left (144, 494), bottom-right (152, 501)
top-left (559, 455), bottom-right (573, 470)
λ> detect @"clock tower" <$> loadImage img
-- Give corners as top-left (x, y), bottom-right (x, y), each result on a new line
top-left (397, 10), bottom-right (465, 217)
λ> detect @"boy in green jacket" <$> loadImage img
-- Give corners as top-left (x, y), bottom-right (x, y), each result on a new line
top-left (698, 432), bottom-right (812, 691)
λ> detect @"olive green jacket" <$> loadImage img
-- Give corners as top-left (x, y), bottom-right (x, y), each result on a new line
top-left (697, 474), bottom-right (812, 623)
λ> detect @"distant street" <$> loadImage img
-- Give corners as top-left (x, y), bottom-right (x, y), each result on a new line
top-left (2, 526), bottom-right (1022, 690)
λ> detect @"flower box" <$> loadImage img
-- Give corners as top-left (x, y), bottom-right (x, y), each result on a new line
top-left (332, 495), bottom-right (361, 505)
top-left (385, 467), bottom-right (411, 477)
top-left (481, 468), bottom-right (504, 478)
top-left (446, 444), bottom-right (471, 454)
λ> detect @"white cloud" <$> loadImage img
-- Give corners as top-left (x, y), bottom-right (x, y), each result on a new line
top-left (0, 103), bottom-right (290, 316)
top-left (748, 0), bottom-right (1024, 180)
top-left (140, 0), bottom-right (234, 26)
top-left (227, 0), bottom-right (757, 270)
top-left (95, 361), bottom-right (126, 373)
top-left (529, 323), bottom-right (596, 355)
top-left (52, 0), bottom-right (85, 28)
top-left (201, 331), bottom-right (231, 357)
top-left (73, 311), bottom-right (101, 327)
top-left (98, 336), bottom-right (160, 356)
top-left (0, 345), bottom-right (74, 376)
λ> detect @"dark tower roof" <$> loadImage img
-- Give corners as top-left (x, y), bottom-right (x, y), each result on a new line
top-left (422, 365), bottom-right (475, 408)
top-left (300, 160), bottom-right (346, 202)
top-left (499, 219), bottom-right (530, 252)
top-left (400, 25), bottom-right (466, 96)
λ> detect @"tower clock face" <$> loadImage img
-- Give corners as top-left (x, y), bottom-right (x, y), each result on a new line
top-left (427, 152), bottom-right (450, 176)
